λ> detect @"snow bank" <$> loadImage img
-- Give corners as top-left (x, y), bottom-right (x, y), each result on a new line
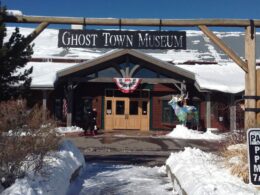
top-left (2, 140), bottom-right (85, 195)
top-left (55, 126), bottom-right (84, 134)
top-left (166, 147), bottom-right (258, 195)
top-left (166, 125), bottom-right (225, 140)
top-left (6, 10), bottom-right (23, 16)
top-left (227, 143), bottom-right (247, 151)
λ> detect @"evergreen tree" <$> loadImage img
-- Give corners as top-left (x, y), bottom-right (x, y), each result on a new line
top-left (0, 6), bottom-right (33, 101)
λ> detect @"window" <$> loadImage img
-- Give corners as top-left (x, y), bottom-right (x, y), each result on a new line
top-left (162, 100), bottom-right (177, 124)
top-left (134, 68), bottom-right (157, 78)
top-left (129, 101), bottom-right (138, 115)
top-left (54, 99), bottom-right (62, 120)
top-left (98, 67), bottom-right (121, 77)
top-left (106, 100), bottom-right (112, 115)
top-left (83, 98), bottom-right (92, 115)
top-left (142, 101), bottom-right (148, 115)
top-left (116, 101), bottom-right (125, 115)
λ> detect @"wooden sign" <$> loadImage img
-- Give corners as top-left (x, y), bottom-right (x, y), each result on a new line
top-left (248, 128), bottom-right (260, 185)
top-left (58, 29), bottom-right (186, 49)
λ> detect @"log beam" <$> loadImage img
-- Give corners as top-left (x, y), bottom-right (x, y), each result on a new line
top-left (198, 25), bottom-right (248, 72)
top-left (3, 15), bottom-right (260, 27)
top-left (244, 25), bottom-right (256, 129)
top-left (25, 22), bottom-right (49, 46)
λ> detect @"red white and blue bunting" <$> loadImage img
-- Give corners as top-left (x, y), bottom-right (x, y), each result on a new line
top-left (113, 78), bottom-right (142, 93)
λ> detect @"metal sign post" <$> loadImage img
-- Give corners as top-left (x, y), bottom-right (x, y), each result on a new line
top-left (248, 128), bottom-right (260, 185)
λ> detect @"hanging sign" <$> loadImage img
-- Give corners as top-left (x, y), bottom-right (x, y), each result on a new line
top-left (113, 78), bottom-right (142, 93)
top-left (58, 29), bottom-right (186, 49)
top-left (248, 128), bottom-right (260, 185)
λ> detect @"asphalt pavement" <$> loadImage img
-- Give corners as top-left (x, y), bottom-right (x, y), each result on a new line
top-left (64, 130), bottom-right (225, 166)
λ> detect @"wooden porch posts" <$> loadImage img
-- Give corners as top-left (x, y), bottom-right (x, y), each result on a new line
top-left (65, 83), bottom-right (74, 127)
top-left (206, 93), bottom-right (211, 129)
top-left (244, 25), bottom-right (256, 129)
top-left (230, 95), bottom-right (236, 130)
top-left (42, 90), bottom-right (48, 122)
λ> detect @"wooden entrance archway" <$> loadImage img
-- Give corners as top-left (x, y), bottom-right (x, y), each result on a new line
top-left (4, 15), bottom-right (260, 129)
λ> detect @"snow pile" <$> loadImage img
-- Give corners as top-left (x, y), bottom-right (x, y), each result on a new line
top-left (2, 140), bottom-right (85, 195)
top-left (227, 143), bottom-right (247, 151)
top-left (6, 10), bottom-right (23, 16)
top-left (55, 126), bottom-right (84, 134)
top-left (167, 125), bottom-right (225, 140)
top-left (166, 147), bottom-right (258, 195)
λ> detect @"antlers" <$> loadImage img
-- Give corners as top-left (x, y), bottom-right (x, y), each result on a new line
top-left (171, 92), bottom-right (189, 102)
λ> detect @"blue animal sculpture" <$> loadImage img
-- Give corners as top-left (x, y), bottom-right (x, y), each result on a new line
top-left (168, 95), bottom-right (199, 129)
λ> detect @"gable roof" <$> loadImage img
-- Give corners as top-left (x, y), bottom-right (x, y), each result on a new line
top-left (7, 27), bottom-right (260, 63)
top-left (8, 27), bottom-right (246, 93)
top-left (56, 49), bottom-right (195, 81)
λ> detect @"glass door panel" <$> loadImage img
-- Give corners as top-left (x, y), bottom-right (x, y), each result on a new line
top-left (129, 100), bottom-right (139, 115)
top-left (116, 101), bottom-right (125, 115)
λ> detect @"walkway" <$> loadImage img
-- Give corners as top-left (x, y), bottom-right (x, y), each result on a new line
top-left (65, 130), bottom-right (225, 166)
top-left (66, 163), bottom-right (173, 195)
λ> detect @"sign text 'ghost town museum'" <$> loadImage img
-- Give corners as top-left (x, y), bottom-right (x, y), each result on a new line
top-left (58, 29), bottom-right (186, 50)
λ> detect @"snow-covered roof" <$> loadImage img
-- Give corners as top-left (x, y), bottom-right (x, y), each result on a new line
top-left (6, 10), bottom-right (23, 16)
top-left (6, 27), bottom-right (252, 93)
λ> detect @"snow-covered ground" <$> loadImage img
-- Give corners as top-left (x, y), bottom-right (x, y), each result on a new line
top-left (166, 147), bottom-right (258, 195)
top-left (2, 127), bottom-right (257, 195)
top-left (1, 140), bottom-right (85, 195)
top-left (55, 126), bottom-right (84, 135)
top-left (67, 163), bottom-right (173, 195)
top-left (166, 125), bottom-right (226, 140)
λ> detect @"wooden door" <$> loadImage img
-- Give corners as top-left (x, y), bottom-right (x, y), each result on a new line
top-left (140, 100), bottom-right (149, 131)
top-left (114, 98), bottom-right (128, 129)
top-left (126, 99), bottom-right (141, 129)
top-left (104, 97), bottom-right (149, 130)
top-left (104, 98), bottom-right (114, 130)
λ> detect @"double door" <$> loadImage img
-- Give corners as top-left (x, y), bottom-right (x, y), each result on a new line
top-left (105, 97), bottom-right (149, 131)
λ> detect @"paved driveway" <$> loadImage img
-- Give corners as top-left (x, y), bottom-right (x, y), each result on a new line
top-left (64, 130), bottom-right (225, 166)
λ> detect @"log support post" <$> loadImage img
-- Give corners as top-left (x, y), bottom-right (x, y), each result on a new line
top-left (65, 82), bottom-right (75, 127)
top-left (198, 25), bottom-right (248, 72)
top-left (22, 22), bottom-right (49, 51)
top-left (26, 22), bottom-right (49, 44)
top-left (230, 95), bottom-right (236, 131)
top-left (42, 90), bottom-right (48, 122)
top-left (244, 25), bottom-right (256, 129)
top-left (206, 93), bottom-right (211, 129)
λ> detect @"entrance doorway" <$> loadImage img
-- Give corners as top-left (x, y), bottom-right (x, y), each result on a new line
top-left (104, 90), bottom-right (150, 131)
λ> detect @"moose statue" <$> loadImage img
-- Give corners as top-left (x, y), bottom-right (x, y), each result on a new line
top-left (168, 94), bottom-right (199, 129)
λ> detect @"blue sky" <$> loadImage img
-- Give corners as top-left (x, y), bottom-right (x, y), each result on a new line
top-left (3, 0), bottom-right (260, 19)
top-left (2, 0), bottom-right (260, 31)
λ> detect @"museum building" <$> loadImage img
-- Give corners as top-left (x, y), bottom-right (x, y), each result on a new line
top-left (10, 26), bottom-right (260, 132)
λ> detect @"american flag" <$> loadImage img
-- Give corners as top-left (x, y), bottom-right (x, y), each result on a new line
top-left (62, 98), bottom-right (68, 118)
